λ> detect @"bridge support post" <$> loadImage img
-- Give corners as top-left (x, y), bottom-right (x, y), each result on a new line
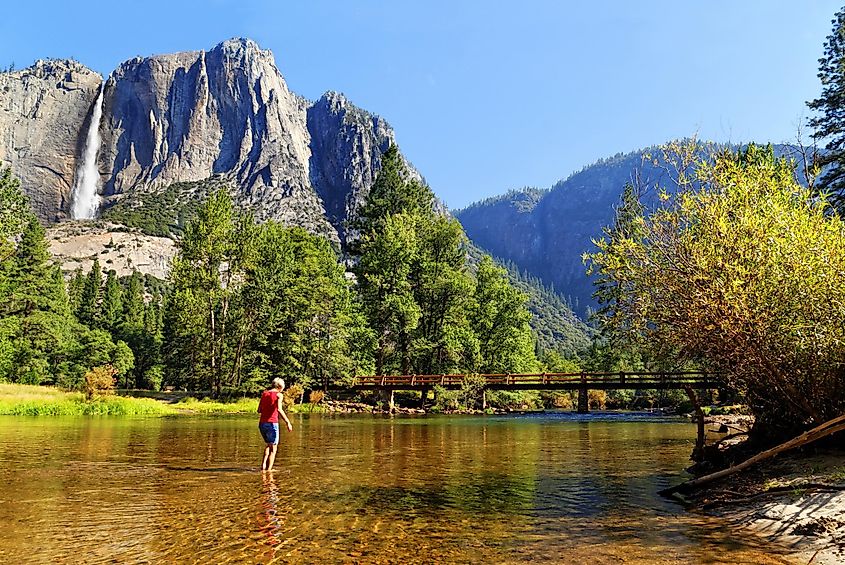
top-left (482, 389), bottom-right (487, 411)
top-left (577, 387), bottom-right (589, 413)
top-left (419, 388), bottom-right (430, 409)
top-left (380, 389), bottom-right (395, 413)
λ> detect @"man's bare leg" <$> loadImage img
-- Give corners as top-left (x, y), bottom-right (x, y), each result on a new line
top-left (262, 445), bottom-right (273, 470)
top-left (266, 444), bottom-right (279, 471)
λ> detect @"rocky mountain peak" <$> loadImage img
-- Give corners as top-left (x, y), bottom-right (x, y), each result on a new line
top-left (212, 37), bottom-right (266, 60)
top-left (0, 38), bottom-right (407, 244)
top-left (18, 59), bottom-right (99, 83)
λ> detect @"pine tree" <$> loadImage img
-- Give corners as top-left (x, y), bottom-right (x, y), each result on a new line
top-left (0, 216), bottom-right (122, 386)
top-left (100, 270), bottom-right (124, 331)
top-left (350, 144), bottom-right (434, 243)
top-left (77, 259), bottom-right (102, 326)
top-left (5, 217), bottom-right (67, 317)
top-left (809, 6), bottom-right (845, 207)
top-left (50, 267), bottom-right (71, 318)
top-left (0, 167), bottom-right (31, 262)
top-left (122, 270), bottom-right (145, 328)
top-left (67, 267), bottom-right (85, 314)
top-left (592, 182), bottom-right (645, 318)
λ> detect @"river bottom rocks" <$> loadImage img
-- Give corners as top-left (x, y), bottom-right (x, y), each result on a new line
top-left (322, 401), bottom-right (426, 415)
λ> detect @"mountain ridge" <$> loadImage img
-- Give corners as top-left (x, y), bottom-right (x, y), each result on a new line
top-left (456, 142), bottom-right (802, 317)
top-left (0, 38), bottom-right (405, 246)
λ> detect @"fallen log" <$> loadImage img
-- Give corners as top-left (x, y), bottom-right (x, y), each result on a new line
top-left (660, 412), bottom-right (845, 497)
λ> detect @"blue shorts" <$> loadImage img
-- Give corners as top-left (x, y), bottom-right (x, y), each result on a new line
top-left (259, 422), bottom-right (279, 445)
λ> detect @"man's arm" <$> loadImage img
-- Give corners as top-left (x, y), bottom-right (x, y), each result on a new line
top-left (278, 396), bottom-right (293, 432)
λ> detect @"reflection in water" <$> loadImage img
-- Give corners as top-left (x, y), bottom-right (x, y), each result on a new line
top-left (259, 471), bottom-right (283, 551)
top-left (0, 414), bottom-right (791, 563)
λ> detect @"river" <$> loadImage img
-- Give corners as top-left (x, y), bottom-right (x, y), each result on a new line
top-left (0, 413), bottom-right (790, 563)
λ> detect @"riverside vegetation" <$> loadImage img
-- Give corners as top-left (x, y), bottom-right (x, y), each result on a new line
top-left (0, 144), bottom-right (812, 420)
top-left (5, 8), bottom-right (845, 442)
top-left (1, 146), bottom-right (617, 414)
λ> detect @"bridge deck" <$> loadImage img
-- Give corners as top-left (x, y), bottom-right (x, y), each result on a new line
top-left (335, 372), bottom-right (714, 391)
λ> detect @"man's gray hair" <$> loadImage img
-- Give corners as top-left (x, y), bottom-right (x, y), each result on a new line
top-left (272, 377), bottom-right (285, 390)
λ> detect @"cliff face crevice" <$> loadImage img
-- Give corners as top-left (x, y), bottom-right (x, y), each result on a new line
top-left (0, 38), bottom-right (402, 243)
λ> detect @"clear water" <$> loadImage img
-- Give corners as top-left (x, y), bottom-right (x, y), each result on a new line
top-left (0, 413), bottom-right (790, 563)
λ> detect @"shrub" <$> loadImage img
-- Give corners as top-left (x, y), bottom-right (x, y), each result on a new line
top-left (432, 385), bottom-right (460, 412)
top-left (587, 143), bottom-right (845, 440)
top-left (84, 365), bottom-right (117, 401)
top-left (284, 383), bottom-right (304, 410)
top-left (588, 390), bottom-right (607, 410)
top-left (309, 390), bottom-right (325, 406)
top-left (459, 374), bottom-right (486, 410)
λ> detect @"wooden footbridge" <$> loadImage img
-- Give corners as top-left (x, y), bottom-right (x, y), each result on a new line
top-left (329, 371), bottom-right (717, 412)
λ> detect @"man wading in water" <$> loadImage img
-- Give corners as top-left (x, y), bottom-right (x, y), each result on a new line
top-left (258, 378), bottom-right (293, 472)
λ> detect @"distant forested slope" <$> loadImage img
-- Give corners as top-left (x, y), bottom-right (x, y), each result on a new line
top-left (465, 243), bottom-right (591, 357)
top-left (457, 143), bottom-right (799, 317)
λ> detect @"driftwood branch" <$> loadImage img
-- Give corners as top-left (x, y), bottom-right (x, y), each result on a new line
top-left (711, 431), bottom-right (749, 448)
top-left (660, 412), bottom-right (845, 497)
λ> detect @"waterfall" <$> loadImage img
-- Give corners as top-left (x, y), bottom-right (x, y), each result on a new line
top-left (71, 84), bottom-right (104, 219)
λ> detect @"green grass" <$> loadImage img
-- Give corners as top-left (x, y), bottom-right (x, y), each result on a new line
top-left (0, 383), bottom-right (175, 416)
top-left (174, 396), bottom-right (259, 414)
top-left (172, 396), bottom-right (327, 414)
top-left (0, 384), bottom-right (331, 417)
top-left (829, 467), bottom-right (845, 483)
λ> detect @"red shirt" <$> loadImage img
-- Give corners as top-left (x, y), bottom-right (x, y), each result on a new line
top-left (258, 390), bottom-right (280, 423)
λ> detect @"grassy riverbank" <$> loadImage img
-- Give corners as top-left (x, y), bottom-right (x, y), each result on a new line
top-left (0, 383), bottom-right (175, 416)
top-left (0, 384), bottom-right (327, 416)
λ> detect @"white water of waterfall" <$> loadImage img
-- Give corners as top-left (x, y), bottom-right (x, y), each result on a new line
top-left (71, 85), bottom-right (104, 219)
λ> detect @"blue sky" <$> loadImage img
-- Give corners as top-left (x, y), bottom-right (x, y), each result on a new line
top-left (1, 1), bottom-right (840, 209)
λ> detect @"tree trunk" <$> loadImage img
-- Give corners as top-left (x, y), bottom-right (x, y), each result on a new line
top-left (208, 296), bottom-right (217, 397)
top-left (684, 385), bottom-right (706, 462)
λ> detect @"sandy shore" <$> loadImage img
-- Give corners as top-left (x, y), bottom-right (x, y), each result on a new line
top-left (714, 490), bottom-right (845, 564)
top-left (699, 450), bottom-right (845, 564)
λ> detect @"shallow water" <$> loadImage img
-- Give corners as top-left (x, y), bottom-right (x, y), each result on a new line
top-left (0, 412), bottom-right (790, 563)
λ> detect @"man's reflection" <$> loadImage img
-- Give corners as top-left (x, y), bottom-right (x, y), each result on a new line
top-left (258, 471), bottom-right (283, 550)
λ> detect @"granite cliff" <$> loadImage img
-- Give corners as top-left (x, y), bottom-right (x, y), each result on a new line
top-left (0, 38), bottom-right (398, 244)
top-left (456, 151), bottom-right (664, 317)
top-left (0, 59), bottom-right (101, 221)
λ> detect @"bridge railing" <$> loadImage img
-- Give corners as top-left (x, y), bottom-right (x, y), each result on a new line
top-left (348, 371), bottom-right (711, 388)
